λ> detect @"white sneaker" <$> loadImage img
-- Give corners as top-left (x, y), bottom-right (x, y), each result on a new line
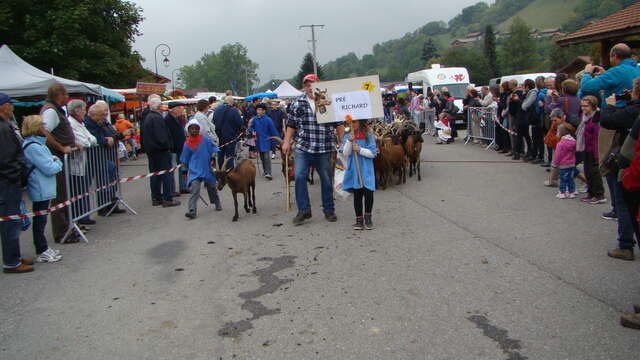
top-left (579, 185), bottom-right (588, 193)
top-left (271, 153), bottom-right (276, 160)
top-left (567, 192), bottom-right (576, 199)
top-left (556, 192), bottom-right (567, 199)
top-left (36, 248), bottom-right (62, 263)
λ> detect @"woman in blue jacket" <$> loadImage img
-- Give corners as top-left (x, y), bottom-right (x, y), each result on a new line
top-left (340, 119), bottom-right (378, 230)
top-left (22, 115), bottom-right (63, 263)
top-left (248, 103), bottom-right (279, 180)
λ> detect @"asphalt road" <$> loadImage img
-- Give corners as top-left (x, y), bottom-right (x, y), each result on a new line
top-left (2, 134), bottom-right (639, 360)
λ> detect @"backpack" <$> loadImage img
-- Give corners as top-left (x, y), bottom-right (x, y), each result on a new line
top-left (20, 141), bottom-right (39, 188)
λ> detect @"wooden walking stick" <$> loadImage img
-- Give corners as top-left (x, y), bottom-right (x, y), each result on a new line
top-left (285, 154), bottom-right (291, 211)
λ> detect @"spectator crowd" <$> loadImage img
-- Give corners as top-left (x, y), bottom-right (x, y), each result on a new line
top-left (1, 43), bottom-right (640, 330)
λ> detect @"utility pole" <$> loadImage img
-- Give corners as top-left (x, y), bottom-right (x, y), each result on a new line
top-left (299, 24), bottom-right (324, 75)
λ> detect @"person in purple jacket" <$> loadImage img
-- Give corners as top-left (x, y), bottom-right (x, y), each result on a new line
top-left (577, 96), bottom-right (606, 204)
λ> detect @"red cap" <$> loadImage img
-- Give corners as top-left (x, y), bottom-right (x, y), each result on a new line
top-left (302, 74), bottom-right (319, 84)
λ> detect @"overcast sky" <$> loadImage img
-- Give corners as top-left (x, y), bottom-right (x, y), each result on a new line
top-left (132, 0), bottom-right (487, 86)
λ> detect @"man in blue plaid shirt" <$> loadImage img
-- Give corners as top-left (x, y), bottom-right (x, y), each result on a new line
top-left (283, 74), bottom-right (345, 225)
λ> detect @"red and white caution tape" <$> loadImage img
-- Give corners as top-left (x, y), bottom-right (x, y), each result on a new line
top-left (492, 116), bottom-right (518, 136)
top-left (218, 131), bottom-right (246, 149)
top-left (0, 164), bottom-right (184, 222)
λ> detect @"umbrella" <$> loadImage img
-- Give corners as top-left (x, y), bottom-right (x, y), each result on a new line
top-left (245, 92), bottom-right (277, 101)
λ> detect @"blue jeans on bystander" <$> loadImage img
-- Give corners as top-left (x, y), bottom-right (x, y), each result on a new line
top-left (0, 181), bottom-right (23, 268)
top-left (294, 149), bottom-right (334, 215)
top-left (32, 200), bottom-right (50, 254)
top-left (559, 167), bottom-right (577, 194)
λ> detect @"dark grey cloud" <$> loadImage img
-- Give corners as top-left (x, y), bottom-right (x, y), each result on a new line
top-left (132, 0), bottom-right (485, 85)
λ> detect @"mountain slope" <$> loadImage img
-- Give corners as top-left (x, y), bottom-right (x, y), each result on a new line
top-left (497, 0), bottom-right (581, 31)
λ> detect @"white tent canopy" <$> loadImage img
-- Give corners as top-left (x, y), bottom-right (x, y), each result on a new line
top-left (273, 81), bottom-right (302, 98)
top-left (0, 44), bottom-right (102, 98)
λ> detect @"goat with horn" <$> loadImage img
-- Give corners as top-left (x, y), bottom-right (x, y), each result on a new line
top-left (214, 157), bottom-right (257, 222)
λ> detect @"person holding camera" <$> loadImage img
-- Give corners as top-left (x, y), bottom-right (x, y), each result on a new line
top-left (581, 43), bottom-right (640, 108)
top-left (600, 78), bottom-right (640, 261)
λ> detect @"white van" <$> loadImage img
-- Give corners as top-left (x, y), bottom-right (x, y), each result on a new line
top-left (406, 64), bottom-right (471, 119)
top-left (493, 73), bottom-right (556, 87)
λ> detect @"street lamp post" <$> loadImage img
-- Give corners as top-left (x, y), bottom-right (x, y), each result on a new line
top-left (154, 44), bottom-right (171, 78)
top-left (171, 69), bottom-right (181, 93)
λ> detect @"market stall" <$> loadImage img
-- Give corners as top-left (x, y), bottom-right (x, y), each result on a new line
top-left (0, 45), bottom-right (124, 104)
top-left (273, 80), bottom-right (302, 98)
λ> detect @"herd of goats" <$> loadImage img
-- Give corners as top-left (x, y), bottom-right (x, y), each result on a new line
top-left (211, 117), bottom-right (424, 221)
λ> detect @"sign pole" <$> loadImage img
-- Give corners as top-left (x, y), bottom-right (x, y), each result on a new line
top-left (346, 115), bottom-right (364, 188)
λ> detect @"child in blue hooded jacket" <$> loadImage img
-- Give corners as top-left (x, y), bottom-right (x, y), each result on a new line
top-left (22, 115), bottom-right (63, 263)
top-left (340, 119), bottom-right (378, 230)
top-left (248, 103), bottom-right (279, 180)
top-left (180, 119), bottom-right (222, 219)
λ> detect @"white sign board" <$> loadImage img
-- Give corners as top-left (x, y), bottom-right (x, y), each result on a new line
top-left (332, 90), bottom-right (373, 120)
top-left (314, 75), bottom-right (384, 124)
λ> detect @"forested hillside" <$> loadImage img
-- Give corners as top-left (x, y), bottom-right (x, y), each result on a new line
top-left (321, 0), bottom-right (636, 85)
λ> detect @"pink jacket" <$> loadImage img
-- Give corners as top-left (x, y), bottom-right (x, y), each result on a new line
top-left (552, 135), bottom-right (576, 169)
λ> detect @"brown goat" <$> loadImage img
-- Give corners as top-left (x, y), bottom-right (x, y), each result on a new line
top-left (269, 136), bottom-right (295, 182)
top-left (215, 158), bottom-right (256, 222)
top-left (404, 134), bottom-right (423, 181)
top-left (269, 136), bottom-right (333, 185)
top-left (375, 137), bottom-right (406, 189)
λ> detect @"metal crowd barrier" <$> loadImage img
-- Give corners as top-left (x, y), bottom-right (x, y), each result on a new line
top-left (61, 144), bottom-right (136, 243)
top-left (465, 107), bottom-right (496, 149)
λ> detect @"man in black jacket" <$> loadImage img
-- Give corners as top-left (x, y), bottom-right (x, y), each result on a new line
top-left (600, 83), bottom-right (640, 261)
top-left (141, 95), bottom-right (180, 207)
top-left (165, 103), bottom-right (188, 195)
top-left (0, 92), bottom-right (31, 273)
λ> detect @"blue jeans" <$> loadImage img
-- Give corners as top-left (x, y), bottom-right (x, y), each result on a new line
top-left (148, 151), bottom-right (174, 202)
top-left (32, 200), bottom-right (50, 254)
top-left (97, 160), bottom-right (118, 209)
top-left (126, 138), bottom-right (137, 157)
top-left (613, 180), bottom-right (638, 250)
top-left (217, 142), bottom-right (237, 170)
top-left (559, 167), bottom-right (577, 193)
top-left (605, 171), bottom-right (617, 215)
top-left (71, 175), bottom-right (92, 221)
top-left (294, 149), bottom-right (334, 215)
top-left (0, 181), bottom-right (23, 268)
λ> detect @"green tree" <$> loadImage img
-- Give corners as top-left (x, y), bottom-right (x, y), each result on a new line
top-left (1, 0), bottom-right (145, 88)
top-left (448, 2), bottom-right (489, 28)
top-left (483, 25), bottom-right (499, 78)
top-left (499, 17), bottom-right (538, 74)
top-left (418, 21), bottom-right (448, 36)
top-left (441, 45), bottom-right (491, 85)
top-left (549, 43), bottom-right (592, 72)
top-left (180, 43), bottom-right (259, 96)
top-left (421, 38), bottom-right (439, 64)
top-left (294, 53), bottom-right (323, 85)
